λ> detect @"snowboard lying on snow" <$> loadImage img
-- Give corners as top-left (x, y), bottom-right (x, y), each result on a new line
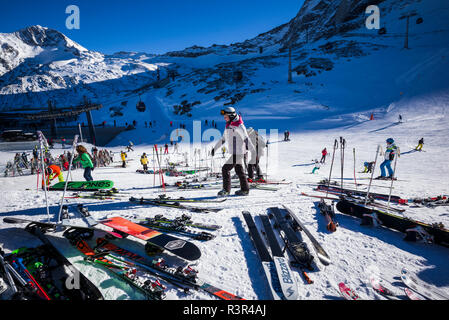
top-left (49, 180), bottom-right (114, 191)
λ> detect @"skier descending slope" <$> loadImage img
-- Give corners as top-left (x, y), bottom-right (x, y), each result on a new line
top-left (211, 107), bottom-right (256, 197)
top-left (376, 138), bottom-right (399, 180)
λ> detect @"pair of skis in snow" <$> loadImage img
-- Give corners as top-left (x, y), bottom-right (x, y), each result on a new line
top-left (339, 268), bottom-right (449, 300)
top-left (242, 206), bottom-right (332, 300)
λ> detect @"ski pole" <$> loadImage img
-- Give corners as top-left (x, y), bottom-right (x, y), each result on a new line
top-left (57, 135), bottom-right (79, 223)
top-left (340, 137), bottom-right (346, 191)
top-left (326, 139), bottom-right (338, 198)
top-left (386, 148), bottom-right (399, 213)
top-left (353, 148), bottom-right (357, 191)
top-left (364, 145), bottom-right (380, 206)
top-left (37, 131), bottom-right (51, 222)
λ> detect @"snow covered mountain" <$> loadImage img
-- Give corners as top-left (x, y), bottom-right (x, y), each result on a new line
top-left (0, 0), bottom-right (448, 132)
top-left (0, 25), bottom-right (159, 109)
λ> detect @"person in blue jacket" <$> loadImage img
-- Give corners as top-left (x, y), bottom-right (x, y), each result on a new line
top-left (376, 138), bottom-right (399, 180)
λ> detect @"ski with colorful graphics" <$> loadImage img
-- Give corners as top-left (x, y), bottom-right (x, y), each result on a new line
top-left (94, 238), bottom-right (245, 300)
top-left (71, 239), bottom-right (166, 300)
top-left (259, 214), bottom-right (299, 300)
top-left (49, 180), bottom-right (114, 191)
top-left (338, 283), bottom-right (359, 300)
top-left (100, 216), bottom-right (201, 261)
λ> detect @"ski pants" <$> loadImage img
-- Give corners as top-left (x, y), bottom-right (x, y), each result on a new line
top-left (380, 160), bottom-right (394, 177)
top-left (222, 155), bottom-right (249, 193)
top-left (320, 154), bottom-right (326, 164)
top-left (415, 143), bottom-right (423, 151)
top-left (245, 154), bottom-right (262, 180)
top-left (84, 167), bottom-right (94, 181)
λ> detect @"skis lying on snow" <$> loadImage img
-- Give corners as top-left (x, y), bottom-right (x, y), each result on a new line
top-left (318, 184), bottom-right (448, 206)
top-left (93, 238), bottom-right (245, 300)
top-left (268, 207), bottom-right (314, 284)
top-left (316, 184), bottom-right (404, 203)
top-left (71, 238), bottom-right (166, 300)
top-left (133, 194), bottom-right (227, 204)
top-left (338, 283), bottom-right (360, 300)
top-left (2, 223), bottom-right (104, 300)
top-left (100, 216), bottom-right (202, 261)
top-left (336, 199), bottom-right (449, 248)
top-left (282, 205), bottom-right (331, 266)
top-left (242, 212), bottom-right (298, 300)
top-left (139, 214), bottom-right (221, 231)
top-left (368, 275), bottom-right (402, 300)
top-left (400, 268), bottom-right (449, 300)
top-left (301, 192), bottom-right (406, 214)
top-left (138, 217), bottom-right (215, 241)
top-left (259, 214), bottom-right (299, 300)
top-left (129, 197), bottom-right (223, 213)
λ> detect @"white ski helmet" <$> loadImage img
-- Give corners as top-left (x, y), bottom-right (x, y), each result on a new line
top-left (220, 107), bottom-right (237, 120)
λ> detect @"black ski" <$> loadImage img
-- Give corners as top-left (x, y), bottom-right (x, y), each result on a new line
top-left (129, 197), bottom-right (222, 213)
top-left (268, 207), bottom-right (314, 281)
top-left (282, 205), bottom-right (331, 266)
top-left (241, 211), bottom-right (284, 300)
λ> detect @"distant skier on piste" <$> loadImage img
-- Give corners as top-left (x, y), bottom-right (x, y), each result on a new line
top-left (415, 138), bottom-right (424, 151)
top-left (140, 153), bottom-right (149, 172)
top-left (376, 138), bottom-right (399, 180)
top-left (320, 148), bottom-right (328, 164)
top-left (120, 151), bottom-right (127, 168)
top-left (73, 145), bottom-right (94, 181)
top-left (211, 106), bottom-right (256, 197)
top-left (362, 161), bottom-right (375, 173)
top-left (311, 159), bottom-right (321, 174)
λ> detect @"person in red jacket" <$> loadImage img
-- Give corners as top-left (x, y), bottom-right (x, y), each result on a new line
top-left (320, 148), bottom-right (328, 164)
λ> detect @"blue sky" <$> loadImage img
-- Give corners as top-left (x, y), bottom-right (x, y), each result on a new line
top-left (1, 0), bottom-right (304, 54)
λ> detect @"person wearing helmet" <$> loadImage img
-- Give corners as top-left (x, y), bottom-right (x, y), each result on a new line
top-left (140, 153), bottom-right (149, 172)
top-left (376, 138), bottom-right (399, 180)
top-left (211, 106), bottom-right (256, 196)
top-left (43, 164), bottom-right (64, 187)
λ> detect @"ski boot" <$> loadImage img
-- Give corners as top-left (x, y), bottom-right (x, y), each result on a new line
top-left (375, 176), bottom-right (387, 180)
top-left (217, 189), bottom-right (230, 197)
top-left (235, 190), bottom-right (249, 196)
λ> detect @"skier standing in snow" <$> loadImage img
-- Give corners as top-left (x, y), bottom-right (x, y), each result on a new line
top-left (73, 145), bottom-right (94, 181)
top-left (246, 127), bottom-right (267, 182)
top-left (120, 151), bottom-right (127, 168)
top-left (376, 138), bottom-right (399, 180)
top-left (320, 148), bottom-right (328, 164)
top-left (211, 107), bottom-right (256, 196)
top-left (140, 153), bottom-right (149, 172)
top-left (415, 138), bottom-right (424, 151)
